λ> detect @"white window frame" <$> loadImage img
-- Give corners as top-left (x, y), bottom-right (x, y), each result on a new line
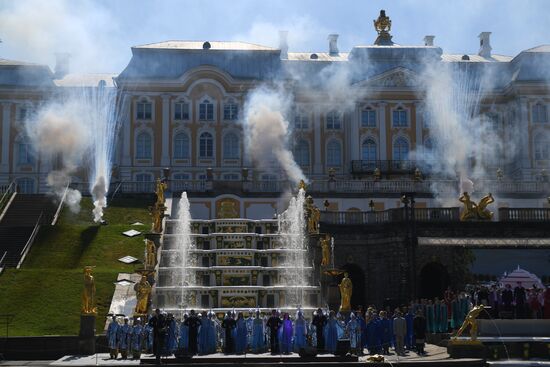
top-left (532, 103), bottom-right (548, 124)
top-left (392, 106), bottom-right (409, 128)
top-left (361, 137), bottom-right (378, 161)
top-left (135, 97), bottom-right (153, 121)
top-left (361, 107), bottom-right (377, 128)
top-left (135, 130), bottom-right (153, 159)
top-left (223, 99), bottom-right (239, 121)
top-left (393, 135), bottom-right (410, 161)
top-left (198, 95), bottom-right (215, 121)
top-left (198, 131), bottom-right (215, 159)
top-left (326, 110), bottom-right (342, 130)
top-left (294, 139), bottom-right (310, 166)
top-left (173, 131), bottom-right (190, 159)
top-left (326, 139), bottom-right (342, 167)
top-left (173, 98), bottom-right (190, 121)
top-left (293, 106), bottom-right (310, 130)
top-left (222, 132), bottom-right (240, 160)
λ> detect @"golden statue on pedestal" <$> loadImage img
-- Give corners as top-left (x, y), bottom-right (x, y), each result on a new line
top-left (454, 305), bottom-right (485, 341)
top-left (373, 9), bottom-right (391, 33)
top-left (373, 10), bottom-right (394, 46)
top-left (320, 234), bottom-right (331, 267)
top-left (459, 192), bottom-right (494, 221)
top-left (145, 240), bottom-right (156, 269)
top-left (149, 203), bottom-right (165, 233)
top-left (155, 178), bottom-right (167, 205)
top-left (134, 275), bottom-right (152, 315)
top-left (373, 168), bottom-right (381, 181)
top-left (338, 272), bottom-right (353, 312)
top-left (298, 179), bottom-right (307, 191)
top-left (81, 266), bottom-right (97, 315)
top-left (305, 195), bottom-right (320, 234)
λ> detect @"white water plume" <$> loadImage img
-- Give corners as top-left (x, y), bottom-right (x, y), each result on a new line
top-left (277, 188), bottom-right (307, 307)
top-left (417, 63), bottom-right (508, 201)
top-left (84, 83), bottom-right (121, 223)
top-left (243, 87), bottom-right (306, 184)
top-left (173, 192), bottom-right (196, 310)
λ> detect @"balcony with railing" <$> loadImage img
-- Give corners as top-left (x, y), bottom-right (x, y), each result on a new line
top-left (319, 207), bottom-right (461, 225)
top-left (499, 208), bottom-right (550, 222)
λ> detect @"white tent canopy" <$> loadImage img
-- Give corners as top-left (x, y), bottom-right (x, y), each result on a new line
top-left (499, 266), bottom-right (544, 289)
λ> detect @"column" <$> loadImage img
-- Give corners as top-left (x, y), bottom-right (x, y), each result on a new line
top-left (519, 97), bottom-right (530, 173)
top-left (378, 102), bottom-right (387, 160)
top-left (350, 106), bottom-right (360, 160)
top-left (161, 95), bottom-right (170, 166)
top-left (1, 102), bottom-right (11, 174)
top-left (415, 103), bottom-right (423, 150)
top-left (121, 95), bottom-right (132, 167)
top-left (313, 107), bottom-right (323, 175)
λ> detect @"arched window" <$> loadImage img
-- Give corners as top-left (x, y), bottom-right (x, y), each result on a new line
top-left (326, 110), bottom-right (341, 129)
top-left (534, 134), bottom-right (550, 160)
top-left (199, 98), bottom-right (214, 121)
top-left (393, 137), bottom-right (410, 161)
top-left (17, 139), bottom-right (33, 165)
top-left (136, 132), bottom-right (152, 159)
top-left (173, 132), bottom-right (190, 159)
top-left (294, 139), bottom-right (310, 166)
top-left (199, 132), bottom-right (214, 158)
top-left (326, 140), bottom-right (342, 166)
top-left (361, 138), bottom-right (377, 161)
top-left (16, 177), bottom-right (35, 194)
top-left (533, 103), bottom-right (548, 123)
top-left (223, 133), bottom-right (240, 159)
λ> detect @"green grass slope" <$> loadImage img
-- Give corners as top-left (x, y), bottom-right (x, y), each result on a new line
top-left (0, 196), bottom-right (154, 336)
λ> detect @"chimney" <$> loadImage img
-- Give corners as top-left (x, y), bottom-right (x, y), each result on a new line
top-left (279, 30), bottom-right (288, 59)
top-left (54, 53), bottom-right (70, 79)
top-left (328, 34), bottom-right (339, 56)
top-left (478, 32), bottom-right (492, 58)
top-left (423, 35), bottom-right (435, 46)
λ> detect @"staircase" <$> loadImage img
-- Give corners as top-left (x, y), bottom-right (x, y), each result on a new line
top-left (0, 194), bottom-right (58, 268)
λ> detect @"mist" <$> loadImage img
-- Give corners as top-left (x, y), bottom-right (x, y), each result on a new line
top-left (243, 87), bottom-right (306, 184)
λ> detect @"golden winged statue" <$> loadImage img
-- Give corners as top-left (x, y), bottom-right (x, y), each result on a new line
top-left (459, 192), bottom-right (494, 221)
top-left (455, 305), bottom-right (485, 341)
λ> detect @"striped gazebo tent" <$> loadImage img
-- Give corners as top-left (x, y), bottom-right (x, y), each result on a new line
top-left (499, 266), bottom-right (544, 289)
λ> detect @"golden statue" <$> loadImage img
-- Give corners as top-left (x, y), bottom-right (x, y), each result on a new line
top-left (454, 305), bottom-right (485, 341)
top-left (373, 167), bottom-right (381, 181)
top-left (414, 168), bottom-right (422, 181)
top-left (305, 195), bottom-right (320, 234)
top-left (459, 192), bottom-right (477, 221)
top-left (149, 203), bottom-right (165, 233)
top-left (134, 275), bottom-right (152, 315)
top-left (476, 193), bottom-right (494, 220)
top-left (81, 266), bottom-right (97, 315)
top-left (459, 192), bottom-right (494, 221)
top-left (338, 272), bottom-right (353, 312)
top-left (320, 234), bottom-right (331, 267)
top-left (145, 239), bottom-right (156, 269)
top-left (373, 9), bottom-right (391, 33)
top-left (373, 10), bottom-right (394, 46)
top-left (155, 178), bottom-right (167, 205)
top-left (298, 179), bottom-right (307, 192)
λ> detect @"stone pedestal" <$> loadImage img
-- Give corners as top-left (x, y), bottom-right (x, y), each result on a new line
top-left (447, 340), bottom-right (486, 359)
top-left (78, 314), bottom-right (96, 355)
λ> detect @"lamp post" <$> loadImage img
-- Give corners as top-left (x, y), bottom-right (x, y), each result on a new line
top-left (401, 192), bottom-right (417, 301)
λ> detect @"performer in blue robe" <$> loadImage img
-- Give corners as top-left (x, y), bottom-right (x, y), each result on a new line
top-left (131, 318), bottom-right (144, 359)
top-left (118, 317), bottom-right (131, 359)
top-left (346, 313), bottom-right (361, 355)
top-left (178, 314), bottom-right (189, 354)
top-left (357, 311), bottom-right (367, 353)
top-left (143, 317), bottom-right (153, 353)
top-left (366, 313), bottom-right (378, 354)
top-left (405, 307), bottom-right (415, 350)
top-left (165, 314), bottom-right (178, 355)
top-left (251, 311), bottom-right (265, 353)
top-left (451, 298), bottom-right (460, 330)
top-left (235, 312), bottom-right (248, 354)
top-left (434, 300), bottom-right (441, 333)
top-left (324, 311), bottom-right (343, 354)
top-left (379, 311), bottom-right (391, 355)
top-left (439, 301), bottom-right (448, 333)
top-left (198, 312), bottom-right (210, 355)
top-left (222, 311), bottom-right (237, 354)
top-left (107, 315), bottom-right (119, 359)
top-left (184, 310), bottom-right (201, 356)
top-left (279, 313), bottom-right (293, 354)
top-left (426, 302), bottom-right (435, 333)
top-left (293, 311), bottom-right (307, 352)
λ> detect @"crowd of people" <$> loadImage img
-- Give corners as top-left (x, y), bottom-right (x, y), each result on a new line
top-left (468, 282), bottom-right (550, 319)
top-left (104, 283), bottom-right (550, 363)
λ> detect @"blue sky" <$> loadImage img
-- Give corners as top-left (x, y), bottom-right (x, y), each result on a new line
top-left (0, 0), bottom-right (549, 73)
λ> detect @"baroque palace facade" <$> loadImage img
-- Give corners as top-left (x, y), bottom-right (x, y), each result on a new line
top-left (1, 24), bottom-right (550, 219)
